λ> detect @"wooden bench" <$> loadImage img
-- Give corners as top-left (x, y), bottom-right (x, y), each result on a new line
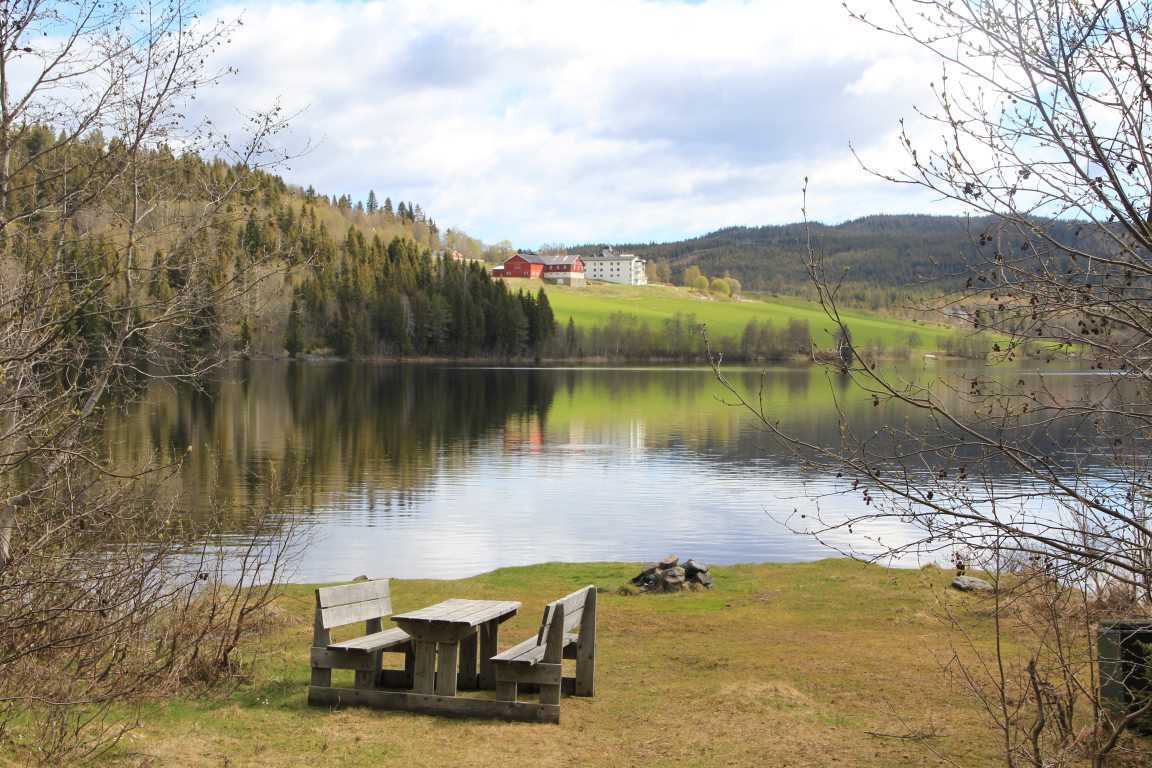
top-left (307, 579), bottom-right (413, 702)
top-left (491, 585), bottom-right (597, 715)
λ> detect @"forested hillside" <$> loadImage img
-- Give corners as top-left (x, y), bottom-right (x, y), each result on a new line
top-left (4, 126), bottom-right (555, 360)
top-left (577, 214), bottom-right (1085, 297)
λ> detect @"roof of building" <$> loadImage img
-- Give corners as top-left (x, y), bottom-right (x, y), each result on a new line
top-left (509, 250), bottom-right (583, 266)
top-left (584, 247), bottom-right (639, 261)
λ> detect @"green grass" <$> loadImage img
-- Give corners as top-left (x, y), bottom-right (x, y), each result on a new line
top-left (510, 280), bottom-right (958, 352)
top-left (43, 560), bottom-right (1038, 767)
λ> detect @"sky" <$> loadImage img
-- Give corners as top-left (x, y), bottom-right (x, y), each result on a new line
top-left (199, 0), bottom-right (961, 247)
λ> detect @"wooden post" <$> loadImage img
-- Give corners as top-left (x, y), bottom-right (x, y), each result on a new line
top-left (435, 641), bottom-right (460, 697)
top-left (478, 621), bottom-right (499, 689)
top-left (412, 640), bottom-right (436, 694)
top-left (358, 616), bottom-right (384, 687)
top-left (458, 632), bottom-right (478, 689)
top-left (310, 595), bottom-right (332, 688)
top-left (403, 645), bottom-right (415, 688)
top-left (540, 604), bottom-right (564, 706)
top-left (575, 588), bottom-right (596, 696)
top-left (496, 679), bottom-right (518, 702)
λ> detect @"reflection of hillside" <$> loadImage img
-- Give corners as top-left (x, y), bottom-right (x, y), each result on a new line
top-left (105, 363), bottom-right (558, 520)
top-left (536, 366), bottom-right (1139, 471)
top-left (103, 362), bottom-right (1135, 540)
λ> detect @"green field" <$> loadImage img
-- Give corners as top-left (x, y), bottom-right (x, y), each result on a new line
top-left (507, 280), bottom-right (958, 352)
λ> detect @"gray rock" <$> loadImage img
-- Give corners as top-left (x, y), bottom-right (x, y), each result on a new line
top-left (658, 554), bottom-right (680, 570)
top-left (684, 559), bottom-right (709, 578)
top-left (952, 575), bottom-right (994, 592)
top-left (630, 563), bottom-right (661, 586)
top-left (695, 571), bottom-right (715, 588)
top-left (659, 566), bottom-right (686, 592)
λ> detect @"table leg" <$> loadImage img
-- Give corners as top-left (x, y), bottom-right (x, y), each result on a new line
top-left (412, 640), bottom-right (436, 694)
top-left (435, 641), bottom-right (460, 697)
top-left (458, 632), bottom-right (478, 690)
top-left (478, 620), bottom-right (499, 689)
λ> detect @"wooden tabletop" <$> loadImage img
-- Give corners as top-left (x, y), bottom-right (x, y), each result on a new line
top-left (392, 599), bottom-right (520, 628)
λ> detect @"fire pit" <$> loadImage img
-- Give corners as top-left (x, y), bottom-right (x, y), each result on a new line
top-left (629, 555), bottom-right (713, 593)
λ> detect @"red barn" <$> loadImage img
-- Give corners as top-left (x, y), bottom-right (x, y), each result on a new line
top-left (499, 251), bottom-right (585, 285)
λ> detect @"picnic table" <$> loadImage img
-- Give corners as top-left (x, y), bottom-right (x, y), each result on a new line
top-left (391, 599), bottom-right (520, 696)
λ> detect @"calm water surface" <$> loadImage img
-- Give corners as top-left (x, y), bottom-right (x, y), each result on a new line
top-left (105, 362), bottom-right (1106, 581)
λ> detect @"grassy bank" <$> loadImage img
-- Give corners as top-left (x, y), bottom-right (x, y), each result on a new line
top-left (70, 560), bottom-right (1031, 767)
top-left (504, 280), bottom-right (959, 353)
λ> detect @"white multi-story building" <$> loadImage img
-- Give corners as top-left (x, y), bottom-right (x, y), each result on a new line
top-left (583, 247), bottom-right (648, 286)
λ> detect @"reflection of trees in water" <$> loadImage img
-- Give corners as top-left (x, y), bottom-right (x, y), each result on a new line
top-left (106, 363), bottom-right (558, 526)
top-left (102, 363), bottom-right (1130, 535)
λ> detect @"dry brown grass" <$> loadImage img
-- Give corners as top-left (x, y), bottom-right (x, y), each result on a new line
top-left (18, 559), bottom-right (1069, 767)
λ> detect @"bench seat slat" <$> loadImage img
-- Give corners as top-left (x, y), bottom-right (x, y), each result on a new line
top-left (328, 627), bottom-right (411, 653)
top-left (491, 633), bottom-right (576, 666)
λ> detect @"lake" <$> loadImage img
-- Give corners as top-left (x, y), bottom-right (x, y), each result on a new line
top-left (104, 361), bottom-right (1109, 581)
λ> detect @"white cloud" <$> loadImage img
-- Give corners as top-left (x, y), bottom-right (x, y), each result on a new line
top-left (198, 0), bottom-right (953, 246)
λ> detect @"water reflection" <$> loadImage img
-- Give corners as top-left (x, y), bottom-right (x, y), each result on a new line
top-left (104, 362), bottom-right (1119, 580)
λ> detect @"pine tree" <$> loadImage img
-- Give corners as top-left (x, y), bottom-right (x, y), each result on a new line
top-left (536, 288), bottom-right (556, 339)
top-left (285, 296), bottom-right (303, 358)
top-left (383, 197), bottom-right (394, 218)
top-left (565, 316), bottom-right (578, 356)
top-left (397, 201), bottom-right (408, 220)
top-left (366, 190), bottom-right (378, 214)
top-left (240, 316), bottom-right (252, 357)
top-left (243, 210), bottom-right (263, 260)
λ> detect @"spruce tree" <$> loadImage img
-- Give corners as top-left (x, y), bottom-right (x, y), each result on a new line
top-left (536, 288), bottom-right (556, 338)
top-left (240, 316), bottom-right (252, 356)
top-left (383, 197), bottom-right (394, 218)
top-left (366, 190), bottom-right (378, 214)
top-left (285, 296), bottom-right (303, 358)
top-left (565, 316), bottom-right (578, 355)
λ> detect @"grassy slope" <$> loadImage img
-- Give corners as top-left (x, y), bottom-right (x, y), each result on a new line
top-left (91, 560), bottom-right (1022, 767)
top-left (507, 280), bottom-right (957, 352)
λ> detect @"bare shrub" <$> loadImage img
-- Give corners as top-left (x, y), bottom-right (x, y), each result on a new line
top-left (0, 0), bottom-right (302, 762)
top-left (716, 1), bottom-right (1152, 763)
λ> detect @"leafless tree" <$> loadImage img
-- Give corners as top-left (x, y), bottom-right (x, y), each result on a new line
top-left (0, 0), bottom-right (300, 762)
top-left (716, 1), bottom-right (1152, 764)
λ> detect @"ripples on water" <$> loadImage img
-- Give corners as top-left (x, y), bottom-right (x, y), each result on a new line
top-left (105, 362), bottom-right (1108, 581)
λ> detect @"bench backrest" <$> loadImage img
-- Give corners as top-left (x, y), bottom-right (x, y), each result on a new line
top-left (314, 579), bottom-right (393, 631)
top-left (535, 585), bottom-right (596, 656)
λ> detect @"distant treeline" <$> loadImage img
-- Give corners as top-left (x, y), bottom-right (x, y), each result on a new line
top-left (573, 214), bottom-right (1092, 307)
top-left (551, 312), bottom-right (993, 363)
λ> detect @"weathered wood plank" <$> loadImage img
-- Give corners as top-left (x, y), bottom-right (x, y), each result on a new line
top-left (378, 669), bottom-right (414, 689)
top-left (492, 634), bottom-right (576, 666)
top-left (316, 580), bottom-right (392, 609)
top-left (537, 587), bottom-right (591, 644)
top-left (392, 620), bottom-right (476, 643)
top-left (392, 599), bottom-right (472, 622)
top-left (495, 662), bottom-right (561, 686)
top-left (458, 633), bottom-right (478, 689)
top-left (320, 597), bottom-right (394, 629)
top-left (412, 640), bottom-right (436, 694)
top-left (495, 680), bottom-right (518, 703)
top-left (478, 621), bottom-right (499, 689)
top-left (575, 588), bottom-right (596, 697)
top-left (328, 627), bottom-right (410, 653)
top-left (435, 641), bottom-right (460, 697)
top-left (310, 647), bottom-right (380, 672)
top-left (395, 599), bottom-right (520, 628)
top-left (307, 686), bottom-right (560, 723)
